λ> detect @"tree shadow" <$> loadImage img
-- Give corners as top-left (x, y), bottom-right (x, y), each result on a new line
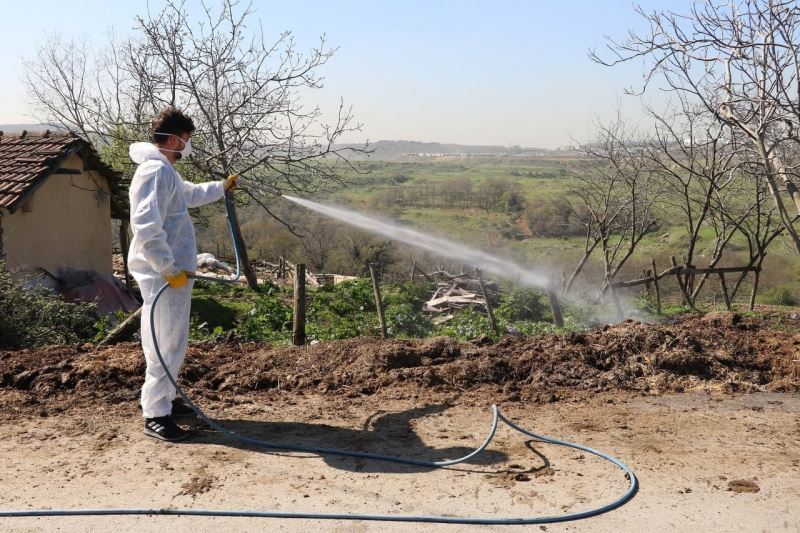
top-left (182, 402), bottom-right (523, 474)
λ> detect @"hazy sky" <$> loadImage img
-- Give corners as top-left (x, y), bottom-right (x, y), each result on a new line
top-left (0, 0), bottom-right (690, 148)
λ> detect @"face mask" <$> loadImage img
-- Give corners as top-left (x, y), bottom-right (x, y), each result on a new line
top-left (155, 133), bottom-right (193, 159)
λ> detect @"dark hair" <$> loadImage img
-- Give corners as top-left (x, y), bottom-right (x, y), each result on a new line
top-left (151, 106), bottom-right (195, 143)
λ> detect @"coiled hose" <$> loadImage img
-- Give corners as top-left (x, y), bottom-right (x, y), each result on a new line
top-left (1, 193), bottom-right (638, 525)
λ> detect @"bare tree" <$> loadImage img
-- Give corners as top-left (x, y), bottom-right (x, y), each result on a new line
top-left (559, 187), bottom-right (602, 295)
top-left (648, 105), bottom-right (736, 265)
top-left (641, 100), bottom-right (743, 300)
top-left (300, 219), bottom-right (338, 272)
top-left (24, 0), bottom-right (365, 288)
top-left (722, 161), bottom-right (793, 308)
top-left (689, 184), bottom-right (746, 300)
top-left (591, 0), bottom-right (800, 254)
top-left (562, 118), bottom-right (659, 295)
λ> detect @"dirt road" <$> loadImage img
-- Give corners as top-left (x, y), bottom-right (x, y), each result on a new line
top-left (1, 391), bottom-right (798, 532)
top-left (1, 312), bottom-right (799, 531)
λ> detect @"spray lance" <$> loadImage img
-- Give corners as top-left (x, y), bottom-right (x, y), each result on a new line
top-left (0, 181), bottom-right (639, 524)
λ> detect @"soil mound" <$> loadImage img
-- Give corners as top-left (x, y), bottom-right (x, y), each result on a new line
top-left (1, 312), bottom-right (798, 410)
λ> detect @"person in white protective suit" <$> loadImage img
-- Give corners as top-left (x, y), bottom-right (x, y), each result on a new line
top-left (128, 106), bottom-right (237, 442)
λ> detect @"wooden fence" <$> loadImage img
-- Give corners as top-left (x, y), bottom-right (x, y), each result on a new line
top-left (609, 257), bottom-right (758, 317)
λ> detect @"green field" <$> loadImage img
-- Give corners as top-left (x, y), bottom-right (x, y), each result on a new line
top-left (196, 154), bottom-right (800, 309)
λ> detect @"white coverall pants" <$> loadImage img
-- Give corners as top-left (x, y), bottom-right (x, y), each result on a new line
top-left (127, 141), bottom-right (225, 419)
top-left (138, 275), bottom-right (195, 419)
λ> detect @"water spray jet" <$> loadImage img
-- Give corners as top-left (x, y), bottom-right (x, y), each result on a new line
top-left (282, 195), bottom-right (551, 289)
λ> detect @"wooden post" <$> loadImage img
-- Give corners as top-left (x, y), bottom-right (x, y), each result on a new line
top-left (671, 256), bottom-right (694, 309)
top-left (546, 280), bottom-right (564, 328)
top-left (718, 272), bottom-right (732, 311)
top-left (476, 269), bottom-right (499, 334)
top-left (651, 258), bottom-right (662, 315)
top-left (644, 269), bottom-right (652, 293)
top-left (118, 220), bottom-right (133, 292)
top-left (292, 263), bottom-right (306, 346)
top-left (369, 263), bottom-right (388, 338)
top-left (409, 260), bottom-right (417, 282)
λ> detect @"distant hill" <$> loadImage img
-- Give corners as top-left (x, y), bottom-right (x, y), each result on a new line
top-left (0, 123), bottom-right (53, 134)
top-left (335, 140), bottom-right (552, 161)
top-left (0, 129), bottom-right (561, 160)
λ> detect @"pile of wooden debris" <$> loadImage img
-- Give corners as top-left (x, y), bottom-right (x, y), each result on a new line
top-left (421, 271), bottom-right (499, 325)
top-left (256, 258), bottom-right (357, 287)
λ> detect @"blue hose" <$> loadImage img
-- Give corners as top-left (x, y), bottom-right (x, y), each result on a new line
top-left (1, 192), bottom-right (638, 524)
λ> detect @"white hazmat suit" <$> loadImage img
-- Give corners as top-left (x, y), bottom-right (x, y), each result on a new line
top-left (128, 142), bottom-right (225, 419)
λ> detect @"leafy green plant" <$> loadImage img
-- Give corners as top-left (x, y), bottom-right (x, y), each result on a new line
top-left (758, 286), bottom-right (799, 307)
top-left (382, 281), bottom-right (435, 337)
top-left (434, 307), bottom-right (497, 341)
top-left (0, 261), bottom-right (97, 348)
top-left (506, 320), bottom-right (559, 336)
top-left (235, 283), bottom-right (293, 343)
top-left (661, 302), bottom-right (694, 316)
top-left (306, 279), bottom-right (380, 340)
top-left (93, 309), bottom-right (128, 343)
top-left (189, 317), bottom-right (225, 341)
top-left (496, 287), bottom-right (549, 322)
top-left (385, 302), bottom-right (434, 338)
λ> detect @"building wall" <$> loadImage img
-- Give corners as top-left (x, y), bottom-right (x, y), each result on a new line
top-left (2, 153), bottom-right (113, 276)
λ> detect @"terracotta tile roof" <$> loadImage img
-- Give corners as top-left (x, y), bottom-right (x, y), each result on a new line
top-left (0, 130), bottom-right (127, 216)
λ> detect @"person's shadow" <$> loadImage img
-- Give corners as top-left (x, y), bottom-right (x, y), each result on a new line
top-left (183, 402), bottom-right (531, 474)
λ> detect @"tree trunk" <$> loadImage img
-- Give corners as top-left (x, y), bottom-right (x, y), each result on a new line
top-left (757, 146), bottom-right (800, 254)
top-left (563, 249), bottom-right (593, 296)
top-left (671, 256), bottom-right (695, 309)
top-left (546, 282), bottom-right (564, 328)
top-left (690, 239), bottom-right (732, 301)
top-left (771, 153), bottom-right (800, 218)
top-left (749, 268), bottom-right (761, 311)
top-left (98, 307), bottom-right (142, 346)
top-left (718, 272), bottom-right (731, 311)
top-left (610, 285), bottom-right (625, 320)
top-left (729, 257), bottom-right (758, 302)
top-left (225, 193), bottom-right (258, 290)
top-left (563, 238), bottom-right (599, 296)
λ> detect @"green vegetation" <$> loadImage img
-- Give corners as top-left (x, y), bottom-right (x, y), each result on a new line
top-left (197, 156), bottom-right (797, 295)
top-left (0, 261), bottom-right (98, 349)
top-left (186, 277), bottom-right (597, 345)
top-left (3, 151), bottom-right (780, 350)
top-left (758, 286), bottom-right (799, 307)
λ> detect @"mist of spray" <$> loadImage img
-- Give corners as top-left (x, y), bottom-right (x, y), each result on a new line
top-left (283, 195), bottom-right (550, 288)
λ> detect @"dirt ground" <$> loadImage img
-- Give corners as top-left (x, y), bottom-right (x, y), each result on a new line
top-left (1, 312), bottom-right (799, 531)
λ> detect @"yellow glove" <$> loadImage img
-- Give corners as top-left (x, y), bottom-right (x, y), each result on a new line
top-left (224, 175), bottom-right (238, 191)
top-left (163, 271), bottom-right (189, 289)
